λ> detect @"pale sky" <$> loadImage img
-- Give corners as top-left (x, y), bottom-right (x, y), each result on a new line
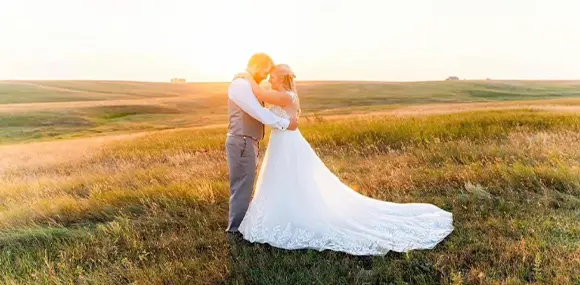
top-left (1, 0), bottom-right (579, 82)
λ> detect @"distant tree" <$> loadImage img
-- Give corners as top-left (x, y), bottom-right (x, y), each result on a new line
top-left (445, 76), bottom-right (459, 81)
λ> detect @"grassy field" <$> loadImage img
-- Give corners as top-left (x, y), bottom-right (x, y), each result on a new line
top-left (0, 81), bottom-right (579, 284)
top-left (2, 80), bottom-right (580, 144)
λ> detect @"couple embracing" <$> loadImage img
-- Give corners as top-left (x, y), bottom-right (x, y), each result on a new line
top-left (225, 53), bottom-right (453, 255)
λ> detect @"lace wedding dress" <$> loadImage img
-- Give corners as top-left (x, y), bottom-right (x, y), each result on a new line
top-left (238, 91), bottom-right (454, 255)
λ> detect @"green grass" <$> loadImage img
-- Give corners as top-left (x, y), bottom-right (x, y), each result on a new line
top-left (0, 84), bottom-right (91, 104)
top-left (0, 112), bottom-right (96, 142)
top-left (3, 80), bottom-right (580, 107)
top-left (0, 80), bottom-right (225, 105)
top-left (3, 80), bottom-right (580, 144)
top-left (86, 105), bottom-right (181, 120)
top-left (296, 80), bottom-right (580, 110)
top-left (302, 109), bottom-right (580, 152)
top-left (23, 80), bottom-right (215, 98)
top-left (1, 110), bottom-right (579, 284)
top-left (0, 83), bottom-right (136, 104)
top-left (0, 105), bottom-right (189, 144)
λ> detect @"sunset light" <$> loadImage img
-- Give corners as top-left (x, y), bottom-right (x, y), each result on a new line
top-left (1, 0), bottom-right (579, 82)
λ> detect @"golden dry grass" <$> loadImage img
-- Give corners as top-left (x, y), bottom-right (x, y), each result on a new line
top-left (1, 81), bottom-right (580, 284)
top-left (1, 109), bottom-right (580, 284)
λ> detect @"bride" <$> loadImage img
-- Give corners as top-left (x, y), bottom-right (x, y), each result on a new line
top-left (235, 65), bottom-right (453, 256)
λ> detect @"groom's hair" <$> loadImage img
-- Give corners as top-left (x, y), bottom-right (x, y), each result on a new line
top-left (247, 53), bottom-right (274, 69)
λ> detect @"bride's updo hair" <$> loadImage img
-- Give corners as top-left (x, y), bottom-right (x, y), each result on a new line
top-left (272, 64), bottom-right (296, 92)
top-left (272, 64), bottom-right (301, 116)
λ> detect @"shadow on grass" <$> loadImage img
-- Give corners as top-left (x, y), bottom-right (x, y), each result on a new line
top-left (221, 233), bottom-right (444, 285)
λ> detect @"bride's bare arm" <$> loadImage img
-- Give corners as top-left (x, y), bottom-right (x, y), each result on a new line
top-left (234, 73), bottom-right (293, 107)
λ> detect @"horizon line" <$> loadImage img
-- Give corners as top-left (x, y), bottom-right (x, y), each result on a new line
top-left (2, 78), bottom-right (580, 84)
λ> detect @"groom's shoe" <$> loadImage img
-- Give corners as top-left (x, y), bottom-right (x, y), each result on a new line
top-left (226, 230), bottom-right (243, 239)
top-left (226, 231), bottom-right (245, 248)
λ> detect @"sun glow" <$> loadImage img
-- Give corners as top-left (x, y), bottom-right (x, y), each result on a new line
top-left (1, 0), bottom-right (579, 81)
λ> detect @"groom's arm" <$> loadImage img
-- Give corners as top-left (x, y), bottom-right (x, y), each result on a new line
top-left (253, 88), bottom-right (293, 107)
top-left (228, 79), bottom-right (291, 130)
top-left (244, 77), bottom-right (294, 107)
top-left (233, 72), bottom-right (293, 106)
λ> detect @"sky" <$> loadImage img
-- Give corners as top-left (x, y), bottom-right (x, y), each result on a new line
top-left (1, 0), bottom-right (579, 82)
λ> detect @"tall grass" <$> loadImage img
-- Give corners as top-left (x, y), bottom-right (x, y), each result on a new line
top-left (0, 110), bottom-right (579, 284)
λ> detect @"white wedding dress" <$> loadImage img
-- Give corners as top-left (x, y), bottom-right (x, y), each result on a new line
top-left (238, 91), bottom-right (454, 255)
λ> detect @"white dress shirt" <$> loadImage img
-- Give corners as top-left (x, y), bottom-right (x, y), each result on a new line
top-left (228, 78), bottom-right (290, 130)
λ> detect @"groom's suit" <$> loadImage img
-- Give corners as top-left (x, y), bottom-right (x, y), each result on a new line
top-left (225, 77), bottom-right (290, 232)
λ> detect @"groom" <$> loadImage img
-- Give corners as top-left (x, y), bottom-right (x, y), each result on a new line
top-left (225, 53), bottom-right (298, 233)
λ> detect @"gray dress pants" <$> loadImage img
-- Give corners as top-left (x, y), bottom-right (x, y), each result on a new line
top-left (225, 135), bottom-right (259, 232)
